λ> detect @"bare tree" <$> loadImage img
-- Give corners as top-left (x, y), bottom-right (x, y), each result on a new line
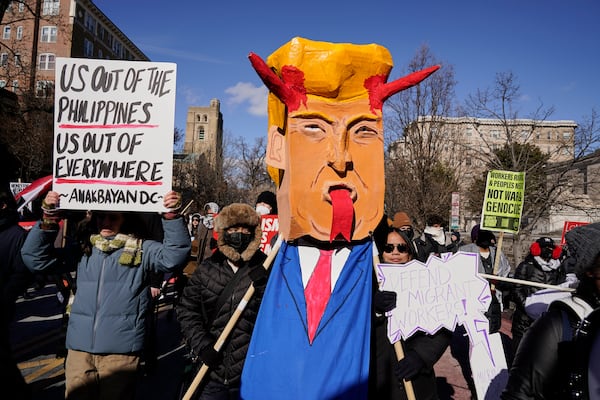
top-left (384, 44), bottom-right (459, 229)
top-left (1, 0), bottom-right (67, 181)
top-left (221, 135), bottom-right (274, 205)
top-left (462, 71), bottom-right (600, 262)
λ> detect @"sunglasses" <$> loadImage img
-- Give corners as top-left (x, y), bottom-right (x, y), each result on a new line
top-left (383, 243), bottom-right (410, 254)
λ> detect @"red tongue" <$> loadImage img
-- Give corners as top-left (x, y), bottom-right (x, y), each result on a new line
top-left (330, 189), bottom-right (354, 242)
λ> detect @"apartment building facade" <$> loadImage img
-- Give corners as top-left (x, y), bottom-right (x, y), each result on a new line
top-left (0, 0), bottom-right (148, 97)
top-left (391, 116), bottom-right (580, 233)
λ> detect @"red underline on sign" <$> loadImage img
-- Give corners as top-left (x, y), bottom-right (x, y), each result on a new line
top-left (55, 178), bottom-right (162, 186)
top-left (58, 124), bottom-right (159, 129)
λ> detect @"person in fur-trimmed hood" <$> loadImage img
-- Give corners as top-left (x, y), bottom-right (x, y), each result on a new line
top-left (177, 203), bottom-right (268, 399)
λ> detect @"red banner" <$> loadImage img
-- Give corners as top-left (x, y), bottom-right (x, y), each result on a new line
top-left (260, 215), bottom-right (279, 254)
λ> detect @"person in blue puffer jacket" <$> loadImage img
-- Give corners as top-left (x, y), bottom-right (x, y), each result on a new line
top-left (21, 190), bottom-right (190, 400)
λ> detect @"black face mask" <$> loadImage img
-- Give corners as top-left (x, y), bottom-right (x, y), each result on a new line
top-left (224, 231), bottom-right (253, 253)
top-left (476, 240), bottom-right (492, 250)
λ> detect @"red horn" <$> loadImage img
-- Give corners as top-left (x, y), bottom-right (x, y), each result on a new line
top-left (248, 52), bottom-right (305, 111)
top-left (368, 65), bottom-right (440, 110)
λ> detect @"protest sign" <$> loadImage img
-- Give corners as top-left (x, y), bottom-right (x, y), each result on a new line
top-left (561, 220), bottom-right (589, 244)
top-left (377, 252), bottom-right (507, 398)
top-left (53, 58), bottom-right (177, 212)
top-left (260, 214), bottom-right (279, 255)
top-left (481, 170), bottom-right (525, 233)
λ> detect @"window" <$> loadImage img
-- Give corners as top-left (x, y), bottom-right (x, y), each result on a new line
top-left (196, 114), bottom-right (202, 122)
top-left (547, 131), bottom-right (551, 140)
top-left (563, 131), bottom-right (571, 140)
top-left (98, 49), bottom-right (103, 58)
top-left (465, 127), bottom-right (473, 137)
top-left (0, 80), bottom-right (6, 88)
top-left (41, 26), bottom-right (57, 42)
top-left (18, 3), bottom-right (25, 12)
top-left (16, 26), bottom-right (22, 40)
top-left (83, 39), bottom-right (93, 57)
top-left (36, 80), bottom-right (54, 97)
top-left (490, 129), bottom-right (500, 139)
top-left (0, 53), bottom-right (8, 67)
top-left (198, 126), bottom-right (205, 140)
top-left (84, 13), bottom-right (96, 32)
top-left (42, 0), bottom-right (60, 16)
top-left (12, 80), bottom-right (19, 92)
top-left (536, 132), bottom-right (540, 140)
top-left (203, 115), bottom-right (208, 122)
top-left (39, 53), bottom-right (55, 70)
top-left (2, 26), bottom-right (10, 40)
top-left (14, 53), bottom-right (20, 67)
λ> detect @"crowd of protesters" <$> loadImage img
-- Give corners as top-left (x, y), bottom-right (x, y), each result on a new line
top-left (4, 183), bottom-right (600, 400)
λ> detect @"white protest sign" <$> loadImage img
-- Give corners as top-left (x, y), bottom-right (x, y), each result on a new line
top-left (10, 181), bottom-right (31, 212)
top-left (53, 58), bottom-right (177, 212)
top-left (9, 182), bottom-right (29, 197)
top-left (471, 332), bottom-right (509, 399)
top-left (377, 252), bottom-right (507, 396)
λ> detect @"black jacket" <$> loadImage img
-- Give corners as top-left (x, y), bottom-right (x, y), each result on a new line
top-left (511, 255), bottom-right (566, 340)
top-left (177, 249), bottom-right (267, 386)
top-left (502, 291), bottom-right (598, 400)
top-left (0, 214), bottom-right (31, 323)
top-left (370, 310), bottom-right (452, 399)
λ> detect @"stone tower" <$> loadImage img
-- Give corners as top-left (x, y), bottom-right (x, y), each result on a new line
top-left (183, 99), bottom-right (223, 173)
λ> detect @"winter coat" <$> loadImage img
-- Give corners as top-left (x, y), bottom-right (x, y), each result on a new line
top-left (502, 293), bottom-right (598, 400)
top-left (21, 217), bottom-right (190, 354)
top-left (177, 249), bottom-right (267, 386)
top-left (371, 313), bottom-right (452, 399)
top-left (511, 254), bottom-right (566, 343)
top-left (0, 213), bottom-right (31, 323)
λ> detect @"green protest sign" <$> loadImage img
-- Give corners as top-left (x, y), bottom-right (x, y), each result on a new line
top-left (480, 170), bottom-right (525, 234)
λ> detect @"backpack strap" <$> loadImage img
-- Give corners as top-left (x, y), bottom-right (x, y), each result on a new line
top-left (550, 296), bottom-right (595, 321)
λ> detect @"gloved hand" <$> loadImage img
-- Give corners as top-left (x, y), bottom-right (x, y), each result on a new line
top-left (485, 296), bottom-right (502, 333)
top-left (249, 266), bottom-right (268, 288)
top-left (394, 350), bottom-right (425, 381)
top-left (199, 345), bottom-right (222, 369)
top-left (373, 290), bottom-right (397, 313)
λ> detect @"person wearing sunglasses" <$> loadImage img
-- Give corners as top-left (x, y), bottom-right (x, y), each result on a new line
top-left (371, 223), bottom-right (452, 399)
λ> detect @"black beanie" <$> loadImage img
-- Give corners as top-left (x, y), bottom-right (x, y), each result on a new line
top-left (256, 191), bottom-right (277, 214)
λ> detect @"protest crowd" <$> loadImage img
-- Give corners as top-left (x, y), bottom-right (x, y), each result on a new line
top-left (3, 36), bottom-right (600, 400)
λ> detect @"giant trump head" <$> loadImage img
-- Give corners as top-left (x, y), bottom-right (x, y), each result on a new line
top-left (249, 37), bottom-right (438, 242)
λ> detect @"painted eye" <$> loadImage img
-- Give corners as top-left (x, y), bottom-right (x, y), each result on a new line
top-left (353, 124), bottom-right (378, 138)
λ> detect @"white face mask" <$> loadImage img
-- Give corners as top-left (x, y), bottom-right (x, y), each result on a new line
top-left (256, 204), bottom-right (272, 216)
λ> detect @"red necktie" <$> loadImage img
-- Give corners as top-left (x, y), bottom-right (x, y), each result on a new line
top-left (305, 249), bottom-right (333, 344)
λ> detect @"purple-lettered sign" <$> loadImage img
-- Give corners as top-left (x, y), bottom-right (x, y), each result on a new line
top-left (377, 251), bottom-right (508, 398)
top-left (377, 251), bottom-right (492, 344)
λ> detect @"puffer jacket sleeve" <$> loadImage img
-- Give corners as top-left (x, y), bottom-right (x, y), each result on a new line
top-left (20, 221), bottom-right (61, 273)
top-left (143, 217), bottom-right (191, 273)
top-left (177, 261), bottom-right (215, 357)
top-left (501, 308), bottom-right (564, 400)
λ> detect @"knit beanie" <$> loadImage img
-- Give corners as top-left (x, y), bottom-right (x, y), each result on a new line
top-left (392, 212), bottom-right (412, 228)
top-left (470, 224), bottom-right (480, 243)
top-left (256, 191), bottom-right (278, 214)
top-left (565, 222), bottom-right (600, 277)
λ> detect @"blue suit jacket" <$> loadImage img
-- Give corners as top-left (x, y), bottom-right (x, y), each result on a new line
top-left (241, 241), bottom-right (373, 400)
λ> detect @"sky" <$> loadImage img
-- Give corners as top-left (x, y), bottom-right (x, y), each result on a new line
top-left (94, 0), bottom-right (600, 146)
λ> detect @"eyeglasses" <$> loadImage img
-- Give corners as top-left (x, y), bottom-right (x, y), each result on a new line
top-left (383, 243), bottom-right (410, 254)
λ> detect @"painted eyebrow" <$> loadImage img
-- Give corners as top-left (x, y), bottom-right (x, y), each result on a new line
top-left (291, 112), bottom-right (379, 126)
